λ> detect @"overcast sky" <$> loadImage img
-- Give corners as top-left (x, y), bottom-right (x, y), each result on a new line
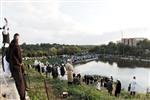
top-left (0, 0), bottom-right (150, 46)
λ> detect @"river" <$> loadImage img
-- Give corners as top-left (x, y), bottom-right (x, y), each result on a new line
top-left (74, 59), bottom-right (150, 93)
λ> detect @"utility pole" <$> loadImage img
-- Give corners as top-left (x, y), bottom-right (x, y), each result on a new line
top-left (121, 30), bottom-right (124, 57)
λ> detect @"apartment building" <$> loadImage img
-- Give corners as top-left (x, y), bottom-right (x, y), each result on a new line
top-left (121, 38), bottom-right (146, 46)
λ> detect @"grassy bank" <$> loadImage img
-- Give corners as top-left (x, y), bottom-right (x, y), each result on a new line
top-left (47, 78), bottom-right (149, 100)
top-left (26, 68), bottom-right (47, 100)
top-left (24, 60), bottom-right (150, 100)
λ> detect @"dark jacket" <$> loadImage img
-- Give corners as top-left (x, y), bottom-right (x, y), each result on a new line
top-left (107, 80), bottom-right (113, 91)
top-left (9, 40), bottom-right (24, 73)
top-left (12, 44), bottom-right (22, 66)
top-left (9, 39), bottom-right (25, 100)
top-left (115, 81), bottom-right (121, 93)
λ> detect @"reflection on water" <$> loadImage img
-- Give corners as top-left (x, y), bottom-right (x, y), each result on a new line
top-left (98, 58), bottom-right (150, 68)
top-left (74, 59), bottom-right (150, 93)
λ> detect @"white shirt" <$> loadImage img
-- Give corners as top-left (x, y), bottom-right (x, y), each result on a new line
top-left (3, 56), bottom-right (11, 77)
top-left (96, 82), bottom-right (101, 90)
top-left (130, 79), bottom-right (137, 92)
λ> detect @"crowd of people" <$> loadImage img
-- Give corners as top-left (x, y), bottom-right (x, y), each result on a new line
top-left (83, 75), bottom-right (121, 97)
top-left (31, 58), bottom-right (147, 98)
top-left (32, 59), bottom-right (82, 86)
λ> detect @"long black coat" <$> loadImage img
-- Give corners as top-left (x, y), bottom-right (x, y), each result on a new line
top-left (9, 40), bottom-right (25, 100)
top-left (115, 81), bottom-right (121, 94)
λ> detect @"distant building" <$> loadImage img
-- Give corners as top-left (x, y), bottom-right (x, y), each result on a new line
top-left (121, 38), bottom-right (146, 47)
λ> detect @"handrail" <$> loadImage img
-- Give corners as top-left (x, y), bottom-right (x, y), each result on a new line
top-left (44, 79), bottom-right (50, 100)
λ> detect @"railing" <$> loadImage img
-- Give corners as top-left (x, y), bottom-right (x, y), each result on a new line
top-left (0, 57), bottom-right (2, 63)
top-left (44, 79), bottom-right (50, 100)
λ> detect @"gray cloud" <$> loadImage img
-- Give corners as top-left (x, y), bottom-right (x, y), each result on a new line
top-left (1, 0), bottom-right (150, 46)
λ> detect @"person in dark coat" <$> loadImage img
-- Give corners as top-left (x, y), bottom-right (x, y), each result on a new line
top-left (85, 75), bottom-right (90, 85)
top-left (107, 80), bottom-right (113, 95)
top-left (84, 75), bottom-right (87, 83)
top-left (52, 65), bottom-right (58, 79)
top-left (41, 66), bottom-right (45, 73)
top-left (73, 73), bottom-right (80, 85)
top-left (128, 84), bottom-right (131, 92)
top-left (90, 76), bottom-right (94, 84)
top-left (37, 64), bottom-right (41, 73)
top-left (46, 64), bottom-right (52, 77)
top-left (60, 64), bottom-right (65, 77)
top-left (87, 75), bottom-right (91, 85)
top-left (101, 78), bottom-right (104, 87)
top-left (115, 80), bottom-right (122, 97)
top-left (9, 33), bottom-right (25, 100)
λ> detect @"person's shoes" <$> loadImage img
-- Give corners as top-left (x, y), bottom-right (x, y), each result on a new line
top-left (2, 93), bottom-right (6, 98)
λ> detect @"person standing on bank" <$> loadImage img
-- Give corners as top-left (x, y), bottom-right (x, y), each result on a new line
top-left (130, 76), bottom-right (137, 96)
top-left (9, 33), bottom-right (26, 100)
top-left (107, 79), bottom-right (113, 95)
top-left (115, 80), bottom-right (121, 97)
top-left (65, 59), bottom-right (74, 85)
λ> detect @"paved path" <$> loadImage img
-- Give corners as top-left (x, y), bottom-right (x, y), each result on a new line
top-left (0, 62), bottom-right (20, 100)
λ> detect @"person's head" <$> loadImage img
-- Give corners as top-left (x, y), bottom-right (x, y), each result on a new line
top-left (73, 73), bottom-right (76, 78)
top-left (133, 76), bottom-right (136, 79)
top-left (67, 59), bottom-right (72, 63)
top-left (117, 80), bottom-right (120, 83)
top-left (111, 76), bottom-right (113, 79)
top-left (13, 33), bottom-right (20, 44)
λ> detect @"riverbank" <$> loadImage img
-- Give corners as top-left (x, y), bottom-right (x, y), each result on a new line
top-left (47, 78), bottom-right (150, 100)
top-left (24, 56), bottom-right (150, 93)
top-left (23, 53), bottom-right (150, 67)
top-left (24, 59), bottom-right (150, 100)
top-left (24, 54), bottom-right (99, 66)
top-left (99, 54), bottom-right (150, 63)
top-left (26, 68), bottom-right (150, 100)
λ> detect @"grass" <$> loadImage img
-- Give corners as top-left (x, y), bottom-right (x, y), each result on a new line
top-left (47, 79), bottom-right (150, 100)
top-left (24, 59), bottom-right (150, 100)
top-left (26, 68), bottom-right (47, 100)
top-left (23, 59), bottom-right (47, 100)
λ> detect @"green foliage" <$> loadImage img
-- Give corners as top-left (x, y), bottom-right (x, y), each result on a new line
top-left (89, 40), bottom-right (150, 57)
top-left (26, 68), bottom-right (47, 100)
top-left (48, 47), bottom-right (57, 56)
top-left (21, 43), bottom-right (84, 57)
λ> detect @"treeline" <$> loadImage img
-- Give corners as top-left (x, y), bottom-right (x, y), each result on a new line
top-left (20, 39), bottom-right (150, 57)
top-left (89, 39), bottom-right (150, 57)
top-left (21, 43), bottom-right (89, 57)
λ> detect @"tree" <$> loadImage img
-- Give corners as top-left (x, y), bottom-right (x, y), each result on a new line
top-left (48, 47), bottom-right (57, 56)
